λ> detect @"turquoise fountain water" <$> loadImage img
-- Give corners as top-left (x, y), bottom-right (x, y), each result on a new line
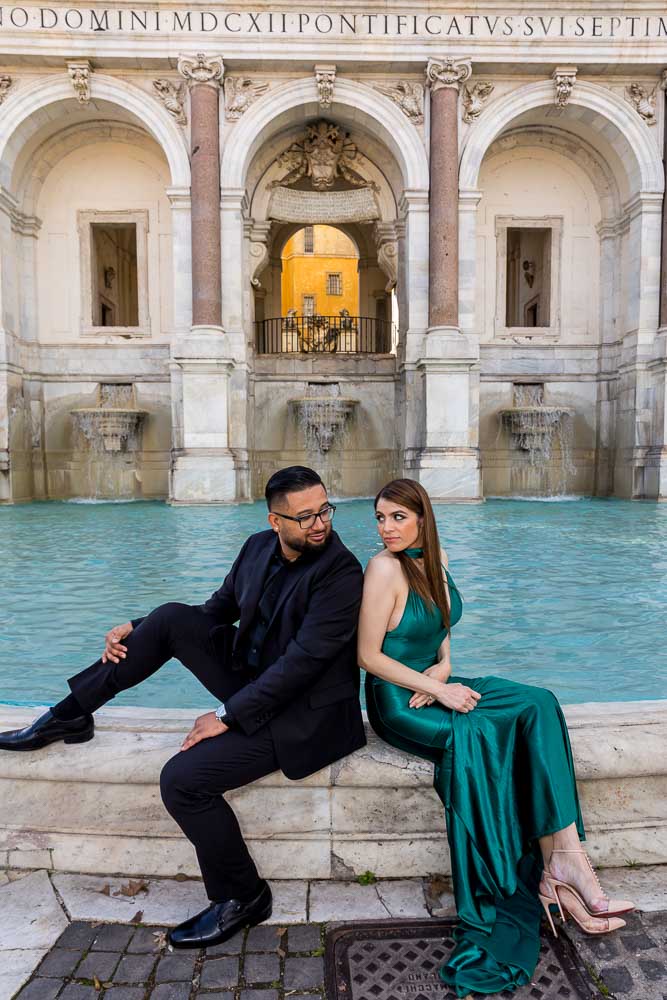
top-left (1, 498), bottom-right (665, 708)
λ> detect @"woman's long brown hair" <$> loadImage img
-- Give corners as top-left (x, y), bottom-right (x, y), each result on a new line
top-left (374, 478), bottom-right (450, 632)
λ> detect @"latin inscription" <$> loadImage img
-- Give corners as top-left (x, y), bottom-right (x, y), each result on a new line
top-left (2, 8), bottom-right (667, 39)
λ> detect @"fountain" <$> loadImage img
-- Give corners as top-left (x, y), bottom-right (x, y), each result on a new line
top-left (289, 384), bottom-right (359, 492)
top-left (71, 384), bottom-right (147, 499)
top-left (72, 384), bottom-right (147, 454)
top-left (499, 384), bottom-right (575, 494)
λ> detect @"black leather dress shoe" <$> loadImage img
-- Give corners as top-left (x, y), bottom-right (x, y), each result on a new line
top-left (0, 709), bottom-right (94, 751)
top-left (168, 880), bottom-right (273, 949)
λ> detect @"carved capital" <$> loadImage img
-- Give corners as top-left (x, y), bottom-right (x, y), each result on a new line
top-left (314, 63), bottom-right (336, 109)
top-left (67, 60), bottom-right (92, 105)
top-left (426, 57), bottom-right (471, 94)
top-left (661, 69), bottom-right (667, 91)
top-left (178, 52), bottom-right (224, 88)
top-left (462, 81), bottom-right (494, 124)
top-left (153, 79), bottom-right (187, 126)
top-left (552, 65), bottom-right (577, 108)
top-left (626, 82), bottom-right (658, 125)
top-left (0, 75), bottom-right (12, 105)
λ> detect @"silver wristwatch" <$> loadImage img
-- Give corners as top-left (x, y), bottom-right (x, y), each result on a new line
top-left (215, 703), bottom-right (229, 724)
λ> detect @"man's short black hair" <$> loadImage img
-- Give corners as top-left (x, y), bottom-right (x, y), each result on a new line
top-left (265, 466), bottom-right (325, 509)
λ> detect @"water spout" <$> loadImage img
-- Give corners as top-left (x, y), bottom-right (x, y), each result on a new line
top-left (290, 396), bottom-right (358, 454)
top-left (70, 384), bottom-right (147, 499)
top-left (499, 388), bottom-right (575, 496)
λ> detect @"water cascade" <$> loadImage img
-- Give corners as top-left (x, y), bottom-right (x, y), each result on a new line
top-left (499, 384), bottom-right (575, 495)
top-left (289, 383), bottom-right (358, 493)
top-left (70, 384), bottom-right (147, 499)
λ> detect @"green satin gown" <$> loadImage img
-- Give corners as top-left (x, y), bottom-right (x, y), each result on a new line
top-left (365, 550), bottom-right (585, 997)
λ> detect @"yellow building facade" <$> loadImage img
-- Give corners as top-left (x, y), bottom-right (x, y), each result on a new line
top-left (281, 225), bottom-right (359, 317)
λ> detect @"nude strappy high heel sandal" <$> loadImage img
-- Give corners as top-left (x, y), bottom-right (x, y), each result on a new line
top-left (540, 882), bottom-right (627, 937)
top-left (544, 849), bottom-right (635, 918)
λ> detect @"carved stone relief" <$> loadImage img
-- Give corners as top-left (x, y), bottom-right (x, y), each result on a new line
top-left (273, 120), bottom-right (370, 191)
top-left (224, 77), bottom-right (269, 120)
top-left (462, 82), bottom-right (494, 123)
top-left (247, 222), bottom-right (272, 288)
top-left (374, 223), bottom-right (399, 291)
top-left (626, 82), bottom-right (658, 125)
top-left (177, 52), bottom-right (224, 87)
top-left (0, 76), bottom-right (12, 105)
top-left (314, 64), bottom-right (336, 109)
top-left (68, 60), bottom-right (91, 105)
top-left (373, 81), bottom-right (424, 125)
top-left (269, 187), bottom-right (379, 224)
top-left (153, 79), bottom-right (187, 125)
top-left (552, 65), bottom-right (577, 107)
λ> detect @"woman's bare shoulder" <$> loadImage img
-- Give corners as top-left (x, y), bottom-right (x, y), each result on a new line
top-left (365, 550), bottom-right (401, 579)
top-left (440, 546), bottom-right (449, 568)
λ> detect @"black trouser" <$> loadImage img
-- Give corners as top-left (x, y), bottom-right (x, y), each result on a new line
top-left (68, 602), bottom-right (279, 902)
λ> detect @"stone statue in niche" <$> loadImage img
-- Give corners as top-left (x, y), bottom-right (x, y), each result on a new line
top-left (626, 83), bottom-right (657, 125)
top-left (523, 260), bottom-right (535, 288)
top-left (224, 77), bottom-right (269, 120)
top-left (153, 79), bottom-right (187, 126)
top-left (273, 120), bottom-right (369, 191)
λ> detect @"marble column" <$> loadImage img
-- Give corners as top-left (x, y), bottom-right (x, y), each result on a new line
top-left (177, 52), bottom-right (224, 330)
top-left (404, 58), bottom-right (481, 501)
top-left (426, 57), bottom-right (470, 331)
top-left (170, 53), bottom-right (239, 503)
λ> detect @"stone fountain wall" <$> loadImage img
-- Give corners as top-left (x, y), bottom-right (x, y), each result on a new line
top-left (21, 344), bottom-right (173, 502)
top-left (251, 356), bottom-right (399, 498)
top-left (479, 349), bottom-right (600, 497)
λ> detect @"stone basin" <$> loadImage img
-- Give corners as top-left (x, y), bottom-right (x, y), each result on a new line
top-left (289, 397), bottom-right (358, 453)
top-left (71, 408), bottom-right (147, 453)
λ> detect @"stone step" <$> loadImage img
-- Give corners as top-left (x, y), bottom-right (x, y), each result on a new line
top-left (0, 702), bottom-right (665, 879)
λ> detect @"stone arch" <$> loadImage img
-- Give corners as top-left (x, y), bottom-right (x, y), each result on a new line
top-left (221, 77), bottom-right (429, 193)
top-left (0, 74), bottom-right (190, 191)
top-left (482, 125), bottom-right (622, 221)
top-left (15, 122), bottom-right (166, 218)
top-left (459, 79), bottom-right (663, 199)
top-left (221, 77), bottom-right (428, 341)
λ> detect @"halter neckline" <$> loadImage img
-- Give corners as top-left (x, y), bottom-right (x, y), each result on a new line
top-left (404, 547), bottom-right (424, 559)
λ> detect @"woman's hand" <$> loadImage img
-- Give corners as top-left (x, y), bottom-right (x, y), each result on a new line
top-left (435, 682), bottom-right (481, 714)
top-left (409, 662), bottom-right (452, 708)
top-left (102, 621), bottom-right (133, 664)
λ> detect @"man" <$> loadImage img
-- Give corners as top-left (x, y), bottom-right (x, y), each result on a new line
top-left (0, 467), bottom-right (366, 948)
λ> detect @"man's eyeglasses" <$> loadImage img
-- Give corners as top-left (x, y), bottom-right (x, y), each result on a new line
top-left (273, 504), bottom-right (337, 530)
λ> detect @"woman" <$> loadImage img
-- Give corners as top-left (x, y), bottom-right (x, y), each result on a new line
top-left (358, 479), bottom-right (633, 998)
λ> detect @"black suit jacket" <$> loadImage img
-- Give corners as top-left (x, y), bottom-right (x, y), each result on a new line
top-left (201, 529), bottom-right (366, 779)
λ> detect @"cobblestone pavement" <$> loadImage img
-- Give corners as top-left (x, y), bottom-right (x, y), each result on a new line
top-left (564, 910), bottom-right (667, 1000)
top-left (12, 910), bottom-right (667, 1000)
top-left (14, 921), bottom-right (326, 1000)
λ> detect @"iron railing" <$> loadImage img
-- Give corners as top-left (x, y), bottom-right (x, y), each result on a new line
top-left (255, 315), bottom-right (395, 354)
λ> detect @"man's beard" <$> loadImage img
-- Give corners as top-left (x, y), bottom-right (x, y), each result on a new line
top-left (291, 529), bottom-right (333, 556)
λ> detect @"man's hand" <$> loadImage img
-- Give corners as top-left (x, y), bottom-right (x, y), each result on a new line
top-left (102, 622), bottom-right (134, 664)
top-left (181, 712), bottom-right (228, 752)
top-left (409, 662), bottom-right (452, 709)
